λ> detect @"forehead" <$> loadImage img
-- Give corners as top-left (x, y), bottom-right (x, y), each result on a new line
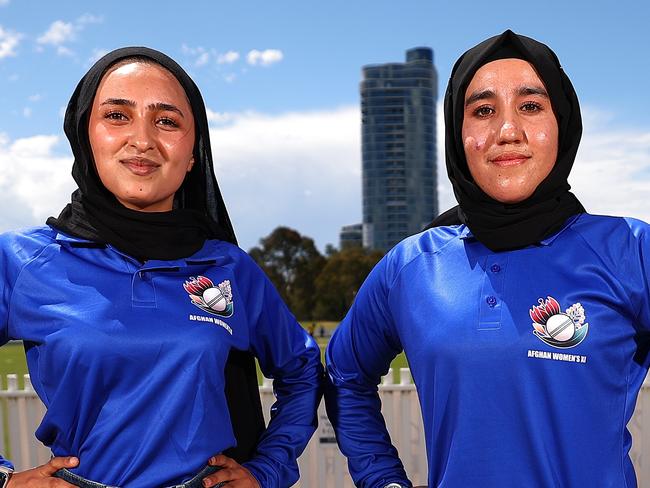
top-left (466, 58), bottom-right (545, 94)
top-left (94, 61), bottom-right (190, 104)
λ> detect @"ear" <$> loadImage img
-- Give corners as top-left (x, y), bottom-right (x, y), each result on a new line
top-left (187, 156), bottom-right (195, 172)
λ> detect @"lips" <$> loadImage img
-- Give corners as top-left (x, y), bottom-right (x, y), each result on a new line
top-left (120, 157), bottom-right (160, 176)
top-left (489, 152), bottom-right (531, 166)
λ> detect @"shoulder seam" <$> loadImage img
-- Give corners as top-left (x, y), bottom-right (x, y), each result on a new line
top-left (387, 232), bottom-right (460, 291)
top-left (7, 240), bottom-right (58, 335)
top-left (568, 222), bottom-right (638, 318)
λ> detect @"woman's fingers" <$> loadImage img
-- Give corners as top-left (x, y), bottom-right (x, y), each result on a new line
top-left (7, 456), bottom-right (79, 487)
top-left (42, 457), bottom-right (79, 475)
top-left (204, 455), bottom-right (259, 488)
top-left (208, 454), bottom-right (236, 468)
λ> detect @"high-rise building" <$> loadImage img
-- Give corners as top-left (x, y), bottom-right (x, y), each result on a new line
top-left (339, 223), bottom-right (363, 249)
top-left (360, 47), bottom-right (437, 252)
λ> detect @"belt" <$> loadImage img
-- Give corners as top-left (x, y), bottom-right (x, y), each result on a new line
top-left (54, 464), bottom-right (224, 488)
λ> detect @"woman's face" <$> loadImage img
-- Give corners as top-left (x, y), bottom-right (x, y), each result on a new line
top-left (88, 61), bottom-right (195, 212)
top-left (461, 58), bottom-right (558, 204)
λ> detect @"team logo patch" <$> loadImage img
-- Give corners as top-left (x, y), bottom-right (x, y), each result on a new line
top-left (183, 276), bottom-right (234, 317)
top-left (529, 296), bottom-right (588, 349)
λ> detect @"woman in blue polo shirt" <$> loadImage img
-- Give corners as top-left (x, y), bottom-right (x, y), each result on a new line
top-left (0, 47), bottom-right (322, 488)
top-left (326, 30), bottom-right (649, 487)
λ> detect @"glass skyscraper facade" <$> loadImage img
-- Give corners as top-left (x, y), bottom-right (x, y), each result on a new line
top-left (360, 47), bottom-right (437, 252)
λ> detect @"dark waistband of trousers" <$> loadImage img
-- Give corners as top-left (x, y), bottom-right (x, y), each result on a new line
top-left (53, 464), bottom-right (224, 488)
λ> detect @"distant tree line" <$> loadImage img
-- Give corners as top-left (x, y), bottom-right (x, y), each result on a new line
top-left (248, 227), bottom-right (383, 321)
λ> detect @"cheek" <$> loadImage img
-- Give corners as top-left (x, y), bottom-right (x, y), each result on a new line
top-left (161, 127), bottom-right (194, 148)
top-left (462, 124), bottom-right (492, 153)
top-left (463, 135), bottom-right (489, 159)
top-left (89, 123), bottom-right (124, 155)
top-left (531, 125), bottom-right (559, 170)
top-left (463, 135), bottom-right (481, 151)
top-left (463, 134), bottom-right (490, 182)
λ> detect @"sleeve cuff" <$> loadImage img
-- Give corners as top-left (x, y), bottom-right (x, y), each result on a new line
top-left (242, 457), bottom-right (280, 488)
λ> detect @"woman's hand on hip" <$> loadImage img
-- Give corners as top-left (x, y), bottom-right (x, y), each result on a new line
top-left (7, 456), bottom-right (78, 487)
top-left (203, 455), bottom-right (260, 488)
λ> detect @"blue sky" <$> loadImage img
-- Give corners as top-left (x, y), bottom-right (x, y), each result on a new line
top-left (1, 0), bottom-right (649, 251)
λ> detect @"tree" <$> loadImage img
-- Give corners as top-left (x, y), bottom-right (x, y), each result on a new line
top-left (313, 246), bottom-right (383, 321)
top-left (248, 227), bottom-right (326, 320)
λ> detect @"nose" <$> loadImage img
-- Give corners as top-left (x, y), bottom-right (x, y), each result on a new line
top-left (128, 119), bottom-right (155, 153)
top-left (497, 112), bottom-right (525, 145)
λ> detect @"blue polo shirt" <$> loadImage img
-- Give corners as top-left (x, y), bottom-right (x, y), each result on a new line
top-left (0, 226), bottom-right (322, 487)
top-left (326, 213), bottom-right (650, 488)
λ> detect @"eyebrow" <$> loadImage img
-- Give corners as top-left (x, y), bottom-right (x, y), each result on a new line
top-left (464, 85), bottom-right (550, 107)
top-left (464, 89), bottom-right (494, 107)
top-left (518, 86), bottom-right (549, 98)
top-left (99, 98), bottom-right (185, 118)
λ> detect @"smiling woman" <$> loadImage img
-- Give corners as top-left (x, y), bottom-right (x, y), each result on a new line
top-left (325, 30), bottom-right (650, 488)
top-left (88, 60), bottom-right (196, 212)
top-left (462, 58), bottom-right (559, 204)
top-left (0, 47), bottom-right (322, 488)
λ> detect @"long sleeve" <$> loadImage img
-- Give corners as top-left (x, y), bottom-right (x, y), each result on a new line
top-left (240, 259), bottom-right (323, 487)
top-left (0, 229), bottom-right (50, 471)
top-left (324, 255), bottom-right (411, 488)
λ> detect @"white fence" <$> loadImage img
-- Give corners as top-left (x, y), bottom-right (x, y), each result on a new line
top-left (1, 370), bottom-right (650, 487)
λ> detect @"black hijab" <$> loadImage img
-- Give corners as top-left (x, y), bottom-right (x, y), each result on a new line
top-left (48, 47), bottom-right (264, 462)
top-left (427, 30), bottom-right (585, 251)
top-left (48, 47), bottom-right (235, 261)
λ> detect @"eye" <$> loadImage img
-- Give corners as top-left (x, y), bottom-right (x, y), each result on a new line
top-left (473, 105), bottom-right (494, 118)
top-left (520, 101), bottom-right (542, 113)
top-left (157, 116), bottom-right (180, 128)
top-left (104, 110), bottom-right (128, 121)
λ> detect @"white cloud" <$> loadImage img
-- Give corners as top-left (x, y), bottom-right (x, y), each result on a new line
top-left (223, 73), bottom-right (237, 83)
top-left (22, 107), bottom-right (31, 118)
top-left (0, 134), bottom-right (75, 231)
top-left (76, 13), bottom-right (103, 25)
top-left (570, 108), bottom-right (650, 221)
top-left (0, 25), bottom-right (22, 59)
top-left (28, 94), bottom-right (42, 102)
top-left (36, 15), bottom-right (102, 56)
top-left (181, 44), bottom-right (197, 55)
top-left (195, 51), bottom-right (210, 67)
top-left (435, 102), bottom-right (454, 213)
top-left (182, 44), bottom-right (210, 67)
top-left (1, 105), bottom-right (648, 252)
top-left (217, 51), bottom-right (239, 64)
top-left (56, 45), bottom-right (74, 57)
top-left (209, 106), bottom-right (359, 250)
top-left (37, 20), bottom-right (75, 46)
top-left (205, 109), bottom-right (233, 124)
top-left (181, 46), bottom-right (241, 69)
top-left (246, 49), bottom-right (283, 67)
top-left (0, 0), bottom-right (9, 6)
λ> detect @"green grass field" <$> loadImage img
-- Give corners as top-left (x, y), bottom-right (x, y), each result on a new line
top-left (0, 342), bottom-right (29, 389)
top-left (0, 323), bottom-right (409, 388)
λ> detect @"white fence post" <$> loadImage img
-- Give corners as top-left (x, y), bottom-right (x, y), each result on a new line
top-left (2, 372), bottom-right (649, 486)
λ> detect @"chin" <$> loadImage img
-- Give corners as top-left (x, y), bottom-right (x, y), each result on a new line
top-left (116, 195), bottom-right (162, 212)
top-left (488, 188), bottom-right (534, 204)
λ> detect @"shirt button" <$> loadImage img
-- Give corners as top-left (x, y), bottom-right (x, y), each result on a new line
top-left (486, 296), bottom-right (497, 307)
top-left (490, 264), bottom-right (501, 273)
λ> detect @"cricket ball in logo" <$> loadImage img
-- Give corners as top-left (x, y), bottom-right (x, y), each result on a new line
top-left (183, 276), bottom-right (234, 317)
top-left (529, 296), bottom-right (588, 348)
